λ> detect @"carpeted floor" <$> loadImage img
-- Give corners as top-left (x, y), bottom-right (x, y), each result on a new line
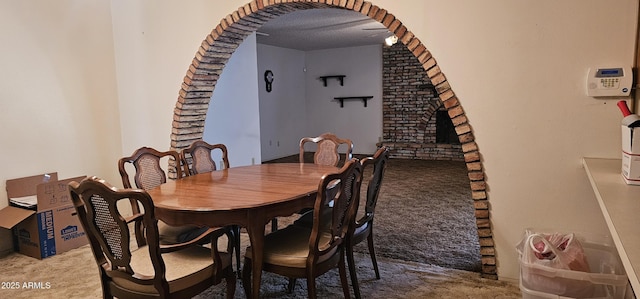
top-left (268, 155), bottom-right (482, 273)
top-left (0, 241), bottom-right (520, 299)
top-left (0, 157), bottom-right (519, 298)
top-left (367, 158), bottom-right (481, 272)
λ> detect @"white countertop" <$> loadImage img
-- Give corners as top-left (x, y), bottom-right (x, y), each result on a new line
top-left (582, 157), bottom-right (640, 295)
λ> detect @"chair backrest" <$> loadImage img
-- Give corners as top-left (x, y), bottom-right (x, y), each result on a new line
top-left (299, 132), bottom-right (354, 167)
top-left (309, 158), bottom-right (362, 261)
top-left (181, 140), bottom-right (230, 175)
top-left (69, 177), bottom-right (170, 294)
top-left (118, 146), bottom-right (185, 190)
top-left (355, 146), bottom-right (390, 229)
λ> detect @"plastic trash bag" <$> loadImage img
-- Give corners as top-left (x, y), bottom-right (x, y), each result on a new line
top-left (528, 233), bottom-right (590, 273)
top-left (518, 231), bottom-right (594, 297)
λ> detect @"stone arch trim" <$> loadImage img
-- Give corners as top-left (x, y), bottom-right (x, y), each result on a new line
top-left (170, 0), bottom-right (496, 279)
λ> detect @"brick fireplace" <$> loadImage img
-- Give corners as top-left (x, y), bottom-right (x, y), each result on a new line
top-left (381, 43), bottom-right (464, 161)
top-left (169, 0), bottom-right (496, 279)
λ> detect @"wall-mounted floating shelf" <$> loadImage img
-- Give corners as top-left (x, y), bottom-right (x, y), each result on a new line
top-left (334, 96), bottom-right (373, 108)
top-left (319, 75), bottom-right (346, 86)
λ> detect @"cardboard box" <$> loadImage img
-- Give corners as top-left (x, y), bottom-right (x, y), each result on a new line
top-left (0, 173), bottom-right (88, 259)
top-left (620, 125), bottom-right (640, 185)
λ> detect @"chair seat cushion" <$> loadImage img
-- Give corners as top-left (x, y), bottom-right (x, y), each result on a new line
top-left (295, 208), bottom-right (370, 239)
top-left (353, 221), bottom-right (369, 236)
top-left (112, 245), bottom-right (231, 295)
top-left (158, 221), bottom-right (209, 244)
top-left (245, 225), bottom-right (335, 268)
top-left (293, 210), bottom-right (313, 227)
top-left (293, 208), bottom-right (332, 232)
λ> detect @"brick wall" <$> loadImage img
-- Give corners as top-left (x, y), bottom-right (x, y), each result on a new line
top-left (381, 43), bottom-right (463, 161)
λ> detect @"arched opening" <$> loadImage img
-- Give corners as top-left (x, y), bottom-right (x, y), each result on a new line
top-left (170, 1), bottom-right (496, 279)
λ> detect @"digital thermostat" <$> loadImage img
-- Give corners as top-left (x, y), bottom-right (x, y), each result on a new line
top-left (586, 66), bottom-right (632, 97)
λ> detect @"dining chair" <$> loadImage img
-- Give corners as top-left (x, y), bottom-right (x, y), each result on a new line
top-left (299, 132), bottom-right (354, 167)
top-left (346, 146), bottom-right (389, 298)
top-left (291, 147), bottom-right (389, 298)
top-left (270, 132), bottom-right (355, 232)
top-left (69, 176), bottom-right (236, 299)
top-left (118, 146), bottom-right (207, 246)
top-left (241, 158), bottom-right (363, 299)
top-left (180, 140), bottom-right (241, 277)
top-left (180, 140), bottom-right (230, 175)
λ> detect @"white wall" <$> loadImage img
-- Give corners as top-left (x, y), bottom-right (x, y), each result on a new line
top-left (204, 33), bottom-right (261, 167)
top-left (257, 44), bottom-right (308, 161)
top-left (305, 45), bottom-right (383, 154)
top-left (111, 0), bottom-right (227, 155)
top-left (0, 1), bottom-right (121, 253)
top-left (255, 44), bottom-right (383, 160)
top-left (0, 0), bottom-right (637, 282)
top-left (404, 0), bottom-right (638, 281)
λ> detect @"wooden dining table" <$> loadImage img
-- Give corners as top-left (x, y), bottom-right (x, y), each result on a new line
top-left (147, 162), bottom-right (338, 299)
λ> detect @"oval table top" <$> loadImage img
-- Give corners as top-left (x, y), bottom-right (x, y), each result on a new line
top-left (148, 163), bottom-right (338, 212)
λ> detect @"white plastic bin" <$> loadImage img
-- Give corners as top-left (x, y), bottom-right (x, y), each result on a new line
top-left (520, 280), bottom-right (617, 299)
top-left (517, 230), bottom-right (628, 299)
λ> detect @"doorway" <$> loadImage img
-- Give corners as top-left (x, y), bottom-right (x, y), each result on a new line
top-left (169, 1), bottom-right (497, 279)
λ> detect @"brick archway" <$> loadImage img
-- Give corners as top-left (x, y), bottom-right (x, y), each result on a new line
top-left (170, 0), bottom-right (496, 279)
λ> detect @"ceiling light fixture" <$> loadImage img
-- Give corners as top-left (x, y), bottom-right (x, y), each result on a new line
top-left (384, 35), bottom-right (398, 46)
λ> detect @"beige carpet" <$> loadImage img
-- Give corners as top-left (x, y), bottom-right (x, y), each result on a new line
top-left (0, 241), bottom-right (521, 299)
top-left (268, 156), bottom-right (482, 272)
top-left (0, 157), bottom-right (522, 298)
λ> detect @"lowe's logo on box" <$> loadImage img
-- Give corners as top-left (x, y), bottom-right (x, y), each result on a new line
top-left (61, 225), bottom-right (85, 241)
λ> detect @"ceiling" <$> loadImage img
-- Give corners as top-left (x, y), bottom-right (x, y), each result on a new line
top-left (255, 8), bottom-right (392, 51)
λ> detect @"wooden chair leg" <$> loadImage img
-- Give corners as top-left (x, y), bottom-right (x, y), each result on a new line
top-left (367, 233), bottom-right (380, 279)
top-left (346, 245), bottom-right (361, 299)
top-left (287, 278), bottom-right (297, 293)
top-left (232, 225), bottom-right (241, 278)
top-left (134, 221), bottom-right (145, 247)
top-left (100, 276), bottom-right (114, 299)
top-left (339, 252), bottom-right (352, 299)
top-left (306, 275), bottom-right (318, 299)
top-left (271, 218), bottom-right (278, 232)
top-left (241, 258), bottom-right (252, 298)
top-left (225, 267), bottom-right (236, 299)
